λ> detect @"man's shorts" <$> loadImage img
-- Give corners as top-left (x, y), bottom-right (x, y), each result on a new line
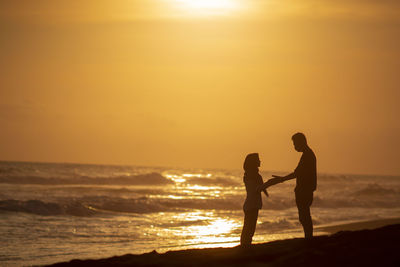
top-left (295, 189), bottom-right (314, 209)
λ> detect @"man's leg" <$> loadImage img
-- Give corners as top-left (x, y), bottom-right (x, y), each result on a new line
top-left (296, 192), bottom-right (313, 239)
top-left (298, 205), bottom-right (313, 239)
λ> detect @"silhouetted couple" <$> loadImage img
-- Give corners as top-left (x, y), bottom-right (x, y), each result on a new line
top-left (240, 132), bottom-right (317, 247)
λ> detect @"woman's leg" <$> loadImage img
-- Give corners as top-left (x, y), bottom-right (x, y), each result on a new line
top-left (240, 209), bottom-right (259, 246)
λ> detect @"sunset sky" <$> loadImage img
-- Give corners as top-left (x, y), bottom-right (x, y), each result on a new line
top-left (1, 0), bottom-right (399, 175)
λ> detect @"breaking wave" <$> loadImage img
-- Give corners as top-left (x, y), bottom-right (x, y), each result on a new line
top-left (0, 199), bottom-right (98, 216)
top-left (352, 183), bottom-right (399, 196)
top-left (3, 191), bottom-right (398, 217)
top-left (0, 172), bottom-right (173, 185)
top-left (0, 196), bottom-right (243, 216)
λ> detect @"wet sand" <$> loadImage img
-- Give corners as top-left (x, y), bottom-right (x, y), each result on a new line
top-left (316, 217), bottom-right (400, 234)
top-left (47, 220), bottom-right (400, 267)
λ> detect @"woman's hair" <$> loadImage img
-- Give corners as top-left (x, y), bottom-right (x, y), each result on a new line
top-left (243, 153), bottom-right (260, 172)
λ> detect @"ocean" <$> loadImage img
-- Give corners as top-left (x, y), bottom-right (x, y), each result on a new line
top-left (1, 161), bottom-right (399, 266)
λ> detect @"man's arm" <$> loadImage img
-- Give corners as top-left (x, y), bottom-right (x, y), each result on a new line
top-left (258, 173), bottom-right (296, 192)
top-left (272, 172), bottom-right (296, 183)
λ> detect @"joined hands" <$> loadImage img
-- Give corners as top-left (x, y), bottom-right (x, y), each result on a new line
top-left (258, 175), bottom-right (285, 193)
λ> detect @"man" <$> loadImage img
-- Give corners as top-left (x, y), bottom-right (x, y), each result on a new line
top-left (261, 132), bottom-right (317, 239)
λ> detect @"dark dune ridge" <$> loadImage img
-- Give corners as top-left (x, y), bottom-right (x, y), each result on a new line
top-left (47, 223), bottom-right (400, 267)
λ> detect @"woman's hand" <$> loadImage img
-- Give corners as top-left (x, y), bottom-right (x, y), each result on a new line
top-left (256, 184), bottom-right (266, 192)
top-left (263, 189), bottom-right (269, 197)
top-left (257, 180), bottom-right (272, 192)
top-left (257, 177), bottom-right (283, 192)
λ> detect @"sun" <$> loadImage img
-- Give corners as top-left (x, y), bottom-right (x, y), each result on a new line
top-left (179, 0), bottom-right (234, 9)
top-left (174, 0), bottom-right (240, 16)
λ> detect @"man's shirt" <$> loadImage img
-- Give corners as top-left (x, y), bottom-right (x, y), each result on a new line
top-left (294, 147), bottom-right (317, 192)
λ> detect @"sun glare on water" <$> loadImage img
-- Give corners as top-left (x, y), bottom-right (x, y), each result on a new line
top-left (173, 0), bottom-right (241, 16)
top-left (174, 215), bottom-right (241, 248)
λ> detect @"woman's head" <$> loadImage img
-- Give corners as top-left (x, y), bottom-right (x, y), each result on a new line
top-left (243, 153), bottom-right (260, 172)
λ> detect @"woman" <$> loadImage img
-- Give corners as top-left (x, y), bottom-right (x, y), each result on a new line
top-left (240, 153), bottom-right (269, 246)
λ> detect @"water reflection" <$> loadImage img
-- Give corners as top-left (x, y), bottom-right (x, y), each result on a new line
top-left (165, 174), bottom-right (186, 183)
top-left (156, 211), bottom-right (241, 249)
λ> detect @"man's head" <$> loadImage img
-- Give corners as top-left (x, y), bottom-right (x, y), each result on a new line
top-left (292, 132), bottom-right (307, 152)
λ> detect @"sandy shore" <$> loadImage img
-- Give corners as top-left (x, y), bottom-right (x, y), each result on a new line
top-left (316, 217), bottom-right (400, 234)
top-left (47, 219), bottom-right (400, 267)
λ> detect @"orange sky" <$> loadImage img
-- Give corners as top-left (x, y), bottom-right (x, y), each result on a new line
top-left (1, 0), bottom-right (399, 175)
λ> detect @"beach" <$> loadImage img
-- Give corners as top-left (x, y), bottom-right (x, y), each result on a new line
top-left (316, 217), bottom-right (400, 234)
top-left (48, 222), bottom-right (400, 267)
top-left (1, 162), bottom-right (400, 266)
